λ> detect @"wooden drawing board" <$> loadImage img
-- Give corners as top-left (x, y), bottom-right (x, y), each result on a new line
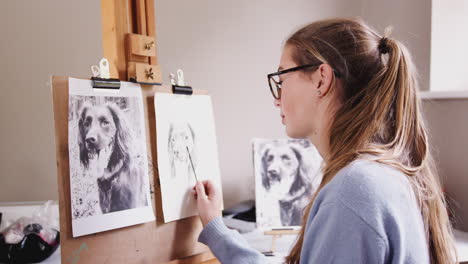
top-left (51, 76), bottom-right (217, 263)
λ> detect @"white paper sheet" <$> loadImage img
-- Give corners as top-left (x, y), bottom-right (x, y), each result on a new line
top-left (154, 92), bottom-right (223, 223)
top-left (252, 138), bottom-right (322, 229)
top-left (68, 77), bottom-right (154, 237)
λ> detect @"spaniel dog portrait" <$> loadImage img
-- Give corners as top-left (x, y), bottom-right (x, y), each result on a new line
top-left (78, 102), bottom-right (147, 214)
top-left (257, 139), bottom-right (321, 226)
top-left (167, 122), bottom-right (197, 181)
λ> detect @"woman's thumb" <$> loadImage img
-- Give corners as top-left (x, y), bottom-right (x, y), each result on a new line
top-left (195, 181), bottom-right (207, 200)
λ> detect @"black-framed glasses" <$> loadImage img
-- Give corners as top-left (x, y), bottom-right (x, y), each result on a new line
top-left (267, 63), bottom-right (340, 99)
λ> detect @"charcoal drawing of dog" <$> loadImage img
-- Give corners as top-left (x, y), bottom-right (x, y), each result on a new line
top-left (167, 122), bottom-right (197, 182)
top-left (78, 102), bottom-right (147, 214)
top-left (261, 142), bottom-right (313, 226)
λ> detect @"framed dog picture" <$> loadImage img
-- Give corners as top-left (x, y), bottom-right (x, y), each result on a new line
top-left (252, 138), bottom-right (323, 229)
top-left (154, 92), bottom-right (223, 223)
top-left (68, 78), bottom-right (154, 237)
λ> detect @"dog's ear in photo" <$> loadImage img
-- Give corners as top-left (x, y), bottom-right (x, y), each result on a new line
top-left (78, 102), bottom-right (91, 168)
top-left (106, 103), bottom-right (133, 170)
top-left (261, 147), bottom-right (272, 191)
top-left (289, 146), bottom-right (311, 195)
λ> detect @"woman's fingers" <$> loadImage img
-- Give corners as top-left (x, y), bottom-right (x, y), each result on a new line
top-left (191, 180), bottom-right (222, 227)
top-left (195, 181), bottom-right (207, 201)
top-left (202, 180), bottom-right (216, 197)
top-left (193, 180), bottom-right (219, 201)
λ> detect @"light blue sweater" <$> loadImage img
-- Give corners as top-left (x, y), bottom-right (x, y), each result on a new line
top-left (198, 159), bottom-right (430, 263)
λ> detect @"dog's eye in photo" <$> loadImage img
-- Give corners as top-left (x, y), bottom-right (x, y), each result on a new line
top-left (281, 154), bottom-right (291, 161)
top-left (266, 155), bottom-right (274, 163)
top-left (101, 119), bottom-right (110, 127)
top-left (83, 118), bottom-right (91, 127)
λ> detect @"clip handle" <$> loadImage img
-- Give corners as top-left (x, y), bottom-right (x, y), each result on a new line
top-left (170, 69), bottom-right (192, 95)
top-left (99, 58), bottom-right (110, 79)
top-left (91, 65), bottom-right (100, 78)
top-left (169, 73), bottom-right (176, 85)
top-left (90, 57), bottom-right (120, 89)
top-left (176, 69), bottom-right (185, 86)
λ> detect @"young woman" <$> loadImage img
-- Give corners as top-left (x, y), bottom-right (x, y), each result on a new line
top-left (193, 17), bottom-right (457, 264)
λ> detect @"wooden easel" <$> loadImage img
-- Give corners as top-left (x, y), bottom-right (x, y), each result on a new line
top-left (52, 76), bottom-right (219, 263)
top-left (101, 0), bottom-right (162, 83)
top-left (264, 229), bottom-right (300, 253)
top-left (51, 0), bottom-right (220, 262)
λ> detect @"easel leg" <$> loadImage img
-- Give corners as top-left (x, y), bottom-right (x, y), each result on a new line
top-left (270, 234), bottom-right (282, 252)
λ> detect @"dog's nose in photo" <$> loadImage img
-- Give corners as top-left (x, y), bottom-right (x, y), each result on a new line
top-left (86, 136), bottom-right (97, 145)
top-left (268, 170), bottom-right (281, 182)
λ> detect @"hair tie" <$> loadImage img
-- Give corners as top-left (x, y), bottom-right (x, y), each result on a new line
top-left (378, 37), bottom-right (390, 55)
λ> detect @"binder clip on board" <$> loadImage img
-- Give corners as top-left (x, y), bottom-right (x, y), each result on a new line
top-left (170, 69), bottom-right (193, 95)
top-left (90, 58), bottom-right (121, 89)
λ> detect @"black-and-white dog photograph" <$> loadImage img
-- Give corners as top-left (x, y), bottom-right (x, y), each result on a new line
top-left (253, 138), bottom-right (323, 228)
top-left (69, 95), bottom-right (148, 217)
top-left (68, 78), bottom-right (154, 236)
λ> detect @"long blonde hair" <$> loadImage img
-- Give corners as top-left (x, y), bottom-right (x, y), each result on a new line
top-left (284, 17), bottom-right (457, 264)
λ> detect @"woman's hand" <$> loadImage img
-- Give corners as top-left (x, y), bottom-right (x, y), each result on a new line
top-left (193, 180), bottom-right (222, 227)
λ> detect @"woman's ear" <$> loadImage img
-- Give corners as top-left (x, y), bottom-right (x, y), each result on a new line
top-left (315, 64), bottom-right (335, 97)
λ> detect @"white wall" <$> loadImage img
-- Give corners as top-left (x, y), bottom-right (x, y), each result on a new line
top-left (0, 1), bottom-right (102, 202)
top-left (430, 0), bottom-right (468, 92)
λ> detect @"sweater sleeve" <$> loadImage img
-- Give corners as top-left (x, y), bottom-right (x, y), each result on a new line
top-left (198, 216), bottom-right (268, 264)
top-left (300, 201), bottom-right (389, 263)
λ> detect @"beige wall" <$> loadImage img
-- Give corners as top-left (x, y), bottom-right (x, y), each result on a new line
top-left (0, 1), bottom-right (102, 202)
